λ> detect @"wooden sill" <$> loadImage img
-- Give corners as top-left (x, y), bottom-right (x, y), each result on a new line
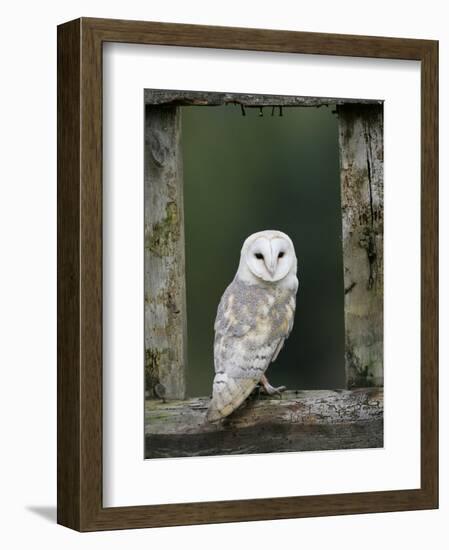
top-left (145, 387), bottom-right (383, 458)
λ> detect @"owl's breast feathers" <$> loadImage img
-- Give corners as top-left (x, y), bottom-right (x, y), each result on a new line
top-left (206, 278), bottom-right (296, 422)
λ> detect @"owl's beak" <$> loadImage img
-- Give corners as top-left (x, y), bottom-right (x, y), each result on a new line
top-left (266, 259), bottom-right (276, 277)
top-left (266, 243), bottom-right (278, 277)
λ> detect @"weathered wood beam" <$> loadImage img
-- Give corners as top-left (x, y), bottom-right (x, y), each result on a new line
top-left (337, 104), bottom-right (384, 388)
top-left (144, 105), bottom-right (187, 400)
top-left (145, 89), bottom-right (383, 108)
top-left (145, 388), bottom-right (383, 457)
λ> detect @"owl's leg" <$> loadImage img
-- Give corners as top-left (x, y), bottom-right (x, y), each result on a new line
top-left (260, 374), bottom-right (286, 397)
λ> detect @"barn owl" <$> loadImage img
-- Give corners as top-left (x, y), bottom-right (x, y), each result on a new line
top-left (206, 230), bottom-right (298, 423)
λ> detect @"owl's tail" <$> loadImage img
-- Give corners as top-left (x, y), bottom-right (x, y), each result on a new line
top-left (205, 400), bottom-right (223, 423)
top-left (205, 375), bottom-right (257, 423)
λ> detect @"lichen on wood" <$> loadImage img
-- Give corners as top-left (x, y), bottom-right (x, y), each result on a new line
top-left (337, 104), bottom-right (384, 388)
top-left (146, 201), bottom-right (180, 257)
top-left (144, 105), bottom-right (187, 400)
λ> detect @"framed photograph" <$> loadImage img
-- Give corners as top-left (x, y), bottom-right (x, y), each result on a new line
top-left (57, 17), bottom-right (438, 531)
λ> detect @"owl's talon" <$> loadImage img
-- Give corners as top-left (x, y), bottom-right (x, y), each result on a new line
top-left (260, 377), bottom-right (287, 397)
top-left (271, 385), bottom-right (286, 397)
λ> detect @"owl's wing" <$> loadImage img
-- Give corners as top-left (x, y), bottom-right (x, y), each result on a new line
top-left (270, 293), bottom-right (296, 363)
top-left (206, 282), bottom-right (290, 422)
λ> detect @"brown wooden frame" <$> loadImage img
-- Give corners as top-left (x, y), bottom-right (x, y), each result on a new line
top-left (57, 17), bottom-right (438, 531)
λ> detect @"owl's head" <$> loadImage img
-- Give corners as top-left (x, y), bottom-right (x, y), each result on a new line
top-left (238, 230), bottom-right (297, 284)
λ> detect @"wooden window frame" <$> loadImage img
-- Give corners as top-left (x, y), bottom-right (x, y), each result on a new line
top-left (144, 90), bottom-right (384, 458)
top-left (57, 17), bottom-right (438, 531)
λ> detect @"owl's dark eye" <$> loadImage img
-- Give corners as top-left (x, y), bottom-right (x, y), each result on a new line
top-left (255, 253), bottom-right (264, 260)
top-left (278, 251), bottom-right (285, 258)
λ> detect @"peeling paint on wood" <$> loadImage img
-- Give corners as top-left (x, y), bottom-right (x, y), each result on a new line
top-left (145, 105), bottom-right (186, 400)
top-left (337, 104), bottom-right (384, 388)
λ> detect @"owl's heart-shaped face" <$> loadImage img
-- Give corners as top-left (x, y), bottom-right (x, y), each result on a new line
top-left (244, 232), bottom-right (296, 283)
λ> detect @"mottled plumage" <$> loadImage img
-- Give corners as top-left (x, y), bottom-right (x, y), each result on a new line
top-left (206, 230), bottom-right (298, 422)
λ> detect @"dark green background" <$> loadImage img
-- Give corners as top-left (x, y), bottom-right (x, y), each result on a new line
top-left (182, 104), bottom-right (345, 397)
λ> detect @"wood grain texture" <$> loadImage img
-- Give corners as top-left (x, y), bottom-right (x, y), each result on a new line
top-left (57, 17), bottom-right (438, 531)
top-left (84, 17), bottom-right (434, 60)
top-left (144, 89), bottom-right (382, 107)
top-left (57, 18), bottom-right (81, 531)
top-left (147, 389), bottom-right (383, 434)
top-left (145, 389), bottom-right (383, 457)
top-left (420, 40), bottom-right (439, 504)
top-left (147, 422), bottom-right (383, 458)
top-left (144, 106), bottom-right (187, 400)
top-left (338, 104), bottom-right (383, 388)
top-left (75, 17), bottom-right (104, 530)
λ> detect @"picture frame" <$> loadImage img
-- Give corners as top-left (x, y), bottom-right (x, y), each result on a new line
top-left (57, 17), bottom-right (438, 531)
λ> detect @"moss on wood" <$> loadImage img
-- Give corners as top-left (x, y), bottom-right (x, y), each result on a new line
top-left (146, 201), bottom-right (180, 258)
